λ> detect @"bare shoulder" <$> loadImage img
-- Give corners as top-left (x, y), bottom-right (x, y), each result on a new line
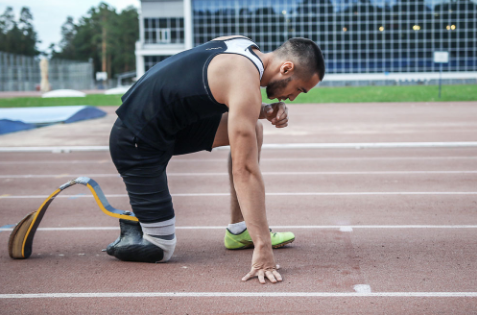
top-left (208, 54), bottom-right (261, 106)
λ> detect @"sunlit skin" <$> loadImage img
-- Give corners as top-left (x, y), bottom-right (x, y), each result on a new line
top-left (207, 35), bottom-right (321, 285)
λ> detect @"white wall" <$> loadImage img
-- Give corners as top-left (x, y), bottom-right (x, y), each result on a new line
top-left (142, 1), bottom-right (184, 18)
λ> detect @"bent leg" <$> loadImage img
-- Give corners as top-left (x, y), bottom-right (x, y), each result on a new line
top-left (211, 113), bottom-right (264, 224)
top-left (213, 115), bottom-right (295, 249)
top-left (109, 118), bottom-right (177, 262)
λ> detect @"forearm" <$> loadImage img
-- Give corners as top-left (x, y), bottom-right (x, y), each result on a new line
top-left (232, 167), bottom-right (271, 248)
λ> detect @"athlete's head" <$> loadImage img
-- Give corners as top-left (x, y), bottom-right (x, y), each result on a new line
top-left (266, 38), bottom-right (325, 101)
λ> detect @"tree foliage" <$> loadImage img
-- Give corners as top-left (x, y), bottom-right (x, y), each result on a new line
top-left (0, 6), bottom-right (39, 56)
top-left (53, 2), bottom-right (139, 78)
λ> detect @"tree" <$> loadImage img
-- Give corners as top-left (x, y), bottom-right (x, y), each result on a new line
top-left (53, 2), bottom-right (139, 79)
top-left (0, 6), bottom-right (39, 55)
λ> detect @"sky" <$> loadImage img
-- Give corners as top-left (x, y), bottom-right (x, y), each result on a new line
top-left (0, 0), bottom-right (140, 52)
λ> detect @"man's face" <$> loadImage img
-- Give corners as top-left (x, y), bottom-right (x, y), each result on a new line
top-left (265, 77), bottom-right (292, 101)
top-left (266, 70), bottom-right (320, 102)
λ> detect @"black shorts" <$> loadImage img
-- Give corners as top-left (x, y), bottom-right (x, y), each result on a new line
top-left (109, 115), bottom-right (223, 223)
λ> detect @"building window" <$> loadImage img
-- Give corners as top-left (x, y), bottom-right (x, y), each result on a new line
top-left (192, 0), bottom-right (477, 73)
top-left (144, 18), bottom-right (184, 44)
top-left (158, 29), bottom-right (171, 43)
top-left (144, 56), bottom-right (171, 72)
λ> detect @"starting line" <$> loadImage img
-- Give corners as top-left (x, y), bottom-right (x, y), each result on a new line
top-left (1, 292), bottom-right (477, 298)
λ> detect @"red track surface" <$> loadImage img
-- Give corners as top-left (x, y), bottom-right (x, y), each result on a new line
top-left (1, 102), bottom-right (477, 314)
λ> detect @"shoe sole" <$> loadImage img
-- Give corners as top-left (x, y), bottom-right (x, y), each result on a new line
top-left (226, 238), bottom-right (295, 250)
top-left (272, 237), bottom-right (295, 249)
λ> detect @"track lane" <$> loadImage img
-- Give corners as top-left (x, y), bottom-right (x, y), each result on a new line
top-left (2, 195), bottom-right (477, 228)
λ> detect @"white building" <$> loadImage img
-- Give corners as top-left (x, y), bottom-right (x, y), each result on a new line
top-left (136, 0), bottom-right (192, 78)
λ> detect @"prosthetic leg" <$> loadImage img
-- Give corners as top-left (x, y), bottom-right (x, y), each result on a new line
top-left (106, 219), bottom-right (164, 262)
top-left (8, 177), bottom-right (163, 262)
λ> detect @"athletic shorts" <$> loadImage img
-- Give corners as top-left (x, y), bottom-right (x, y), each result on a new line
top-left (109, 115), bottom-right (223, 223)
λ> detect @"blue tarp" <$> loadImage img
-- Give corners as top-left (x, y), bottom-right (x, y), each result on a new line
top-left (0, 119), bottom-right (35, 135)
top-left (0, 106), bottom-right (107, 135)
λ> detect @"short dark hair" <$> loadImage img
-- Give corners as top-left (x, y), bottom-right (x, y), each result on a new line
top-left (275, 37), bottom-right (325, 81)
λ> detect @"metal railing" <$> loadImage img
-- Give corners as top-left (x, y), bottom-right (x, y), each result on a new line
top-left (0, 52), bottom-right (95, 92)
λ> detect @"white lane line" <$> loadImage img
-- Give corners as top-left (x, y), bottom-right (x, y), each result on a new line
top-left (2, 192), bottom-right (477, 199)
top-left (1, 156), bottom-right (476, 164)
top-left (1, 142), bottom-right (477, 153)
top-left (2, 170), bottom-right (477, 179)
top-left (354, 285), bottom-right (372, 293)
top-left (2, 225), bottom-right (477, 232)
top-left (1, 292), bottom-right (477, 298)
top-left (340, 226), bottom-right (354, 232)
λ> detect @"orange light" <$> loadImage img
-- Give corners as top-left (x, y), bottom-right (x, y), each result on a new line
top-left (379, 26), bottom-right (384, 32)
top-left (342, 27), bottom-right (347, 32)
top-left (412, 25), bottom-right (421, 31)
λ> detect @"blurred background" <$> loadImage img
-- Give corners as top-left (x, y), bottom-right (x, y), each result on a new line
top-left (0, 0), bottom-right (476, 91)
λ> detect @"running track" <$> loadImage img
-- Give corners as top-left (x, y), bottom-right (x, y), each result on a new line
top-left (0, 102), bottom-right (476, 314)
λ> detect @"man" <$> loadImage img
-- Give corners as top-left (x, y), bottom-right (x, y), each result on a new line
top-left (108, 36), bottom-right (325, 284)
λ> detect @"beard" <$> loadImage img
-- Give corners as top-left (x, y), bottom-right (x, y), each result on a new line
top-left (266, 77), bottom-right (292, 100)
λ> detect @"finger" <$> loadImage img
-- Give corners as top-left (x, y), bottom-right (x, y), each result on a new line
top-left (276, 106), bottom-right (286, 120)
top-left (276, 123), bottom-right (288, 129)
top-left (272, 115), bottom-right (287, 124)
top-left (277, 112), bottom-right (288, 120)
top-left (265, 105), bottom-right (274, 115)
top-left (242, 272), bottom-right (256, 282)
top-left (273, 270), bottom-right (283, 282)
top-left (258, 270), bottom-right (266, 284)
top-left (265, 270), bottom-right (277, 283)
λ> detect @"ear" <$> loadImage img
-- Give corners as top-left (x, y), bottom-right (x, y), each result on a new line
top-left (280, 61), bottom-right (295, 76)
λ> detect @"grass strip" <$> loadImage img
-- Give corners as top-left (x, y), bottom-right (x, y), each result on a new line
top-left (0, 85), bottom-right (475, 108)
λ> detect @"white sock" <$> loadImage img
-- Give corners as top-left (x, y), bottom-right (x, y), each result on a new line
top-left (143, 234), bottom-right (176, 263)
top-left (227, 221), bottom-right (247, 234)
top-left (140, 217), bottom-right (176, 262)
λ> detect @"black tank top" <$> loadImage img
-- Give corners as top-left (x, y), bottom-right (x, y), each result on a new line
top-left (116, 36), bottom-right (264, 150)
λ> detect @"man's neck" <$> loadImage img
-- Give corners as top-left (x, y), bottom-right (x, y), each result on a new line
top-left (254, 50), bottom-right (275, 86)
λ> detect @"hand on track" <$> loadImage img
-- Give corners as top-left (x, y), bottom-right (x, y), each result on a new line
top-left (242, 247), bottom-right (282, 284)
top-left (242, 264), bottom-right (282, 284)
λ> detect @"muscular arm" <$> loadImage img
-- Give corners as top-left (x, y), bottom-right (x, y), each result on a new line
top-left (227, 88), bottom-right (271, 250)
top-left (210, 55), bottom-right (280, 283)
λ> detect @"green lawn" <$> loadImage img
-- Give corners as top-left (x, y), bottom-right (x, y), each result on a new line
top-left (0, 85), bottom-right (476, 108)
top-left (0, 94), bottom-right (123, 108)
top-left (266, 84), bottom-right (477, 104)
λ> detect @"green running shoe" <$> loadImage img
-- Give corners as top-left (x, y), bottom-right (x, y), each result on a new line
top-left (224, 228), bottom-right (295, 250)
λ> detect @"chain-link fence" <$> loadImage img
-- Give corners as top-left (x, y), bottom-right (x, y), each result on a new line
top-left (0, 52), bottom-right (94, 92)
